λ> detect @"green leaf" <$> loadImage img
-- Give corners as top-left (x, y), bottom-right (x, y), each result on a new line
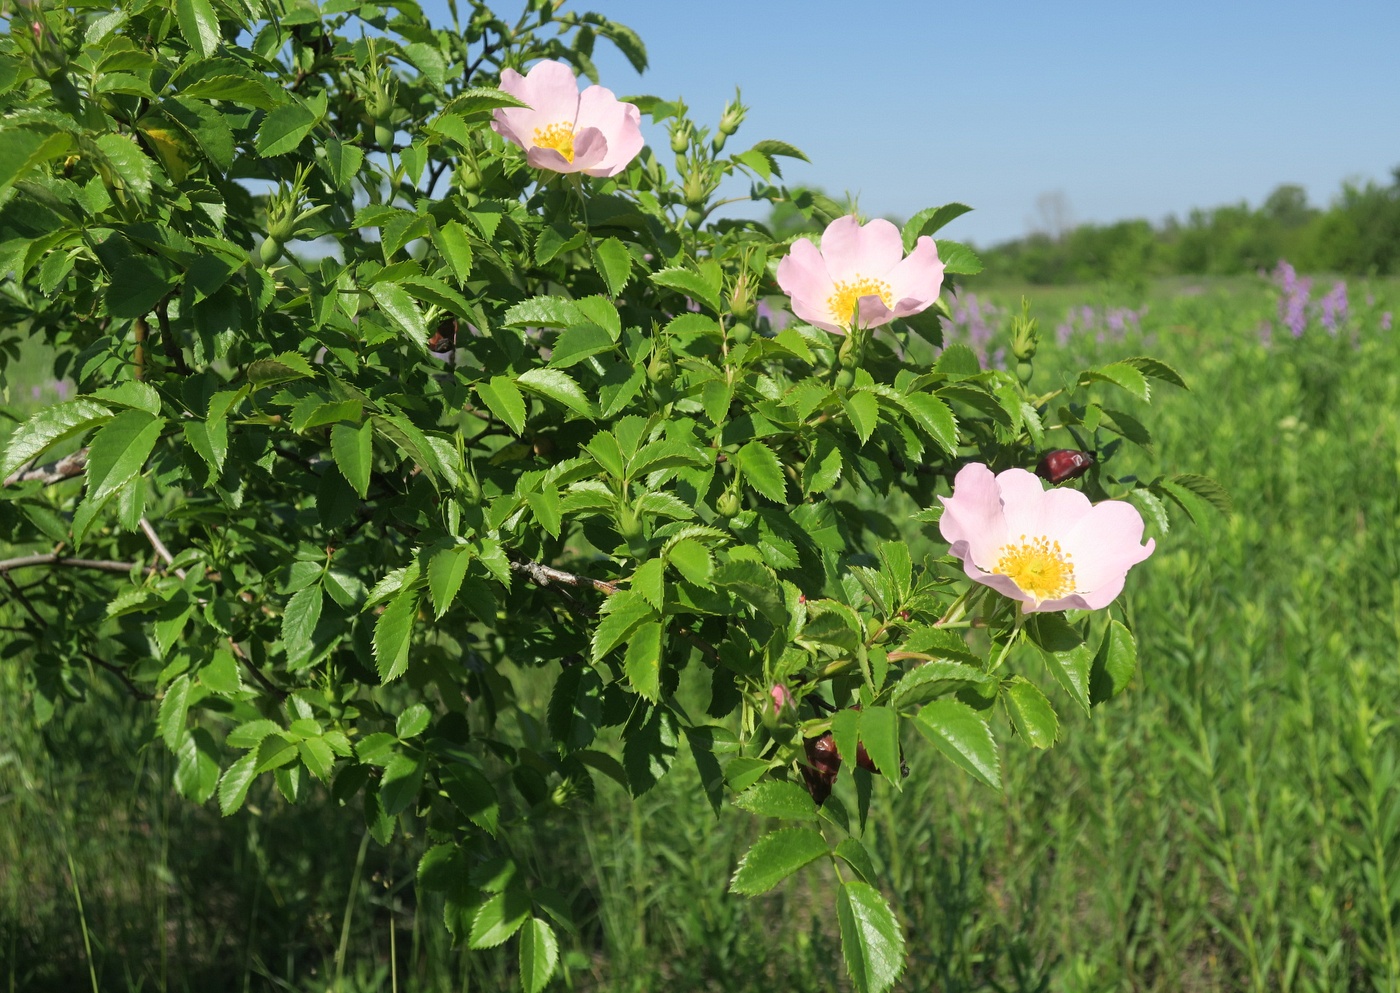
top-left (517, 368), bottom-right (596, 419)
top-left (331, 421), bottom-right (373, 498)
top-left (174, 728), bottom-right (220, 803)
top-left (519, 918), bottom-right (559, 993)
top-left (732, 440), bottom-right (787, 503)
top-left (843, 390), bottom-right (880, 444)
top-left (218, 752), bottom-right (258, 815)
top-left (1122, 355), bottom-right (1188, 390)
top-left (666, 538), bottom-right (714, 588)
top-left (157, 674), bottom-right (192, 752)
top-left (374, 586), bottom-right (420, 683)
top-left (106, 253), bottom-right (174, 317)
top-left (0, 129), bottom-right (73, 196)
top-left (912, 699), bottom-right (1001, 790)
top-left (1003, 676), bottom-right (1059, 748)
top-left (469, 888), bottom-right (530, 949)
top-left (733, 780), bottom-right (818, 821)
top-left (935, 240), bottom-right (982, 275)
top-left (395, 703), bottom-right (431, 739)
top-left (593, 236), bottom-right (632, 296)
top-left (282, 585), bottom-right (323, 670)
top-left (1090, 620), bottom-right (1138, 705)
top-left (475, 375), bottom-right (527, 435)
top-left (1167, 473), bottom-right (1233, 515)
top-left (1028, 613), bottom-right (1092, 714)
top-left (896, 392), bottom-right (958, 455)
top-left (623, 621), bottom-right (663, 701)
top-left (549, 324), bottom-right (615, 368)
top-left (85, 409), bottom-right (164, 503)
top-left (591, 589), bottom-right (654, 662)
top-left (833, 837), bottom-right (879, 885)
top-left (1081, 361), bottom-right (1150, 402)
top-left (92, 381), bottom-right (160, 415)
top-left (256, 103), bottom-right (318, 157)
top-left (729, 827), bottom-right (828, 895)
top-left (902, 203), bottom-right (973, 251)
top-left (650, 266), bottom-right (721, 313)
top-left (858, 706), bottom-right (901, 789)
top-left (247, 352), bottom-right (314, 388)
top-left (1, 398), bottom-right (111, 478)
top-left (370, 281), bottom-right (429, 349)
top-left (837, 880), bottom-right (906, 993)
top-left (428, 545), bottom-right (472, 618)
top-left (433, 220), bottom-right (474, 283)
top-left (175, 0), bottom-right (220, 57)
top-left (379, 751), bottom-right (425, 816)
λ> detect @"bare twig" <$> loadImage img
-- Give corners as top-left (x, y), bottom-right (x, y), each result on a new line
top-left (4, 448), bottom-right (89, 487)
top-left (139, 517), bottom-right (187, 580)
top-left (509, 558), bottom-right (619, 596)
top-left (0, 554), bottom-right (136, 575)
top-left (227, 637), bottom-right (286, 701)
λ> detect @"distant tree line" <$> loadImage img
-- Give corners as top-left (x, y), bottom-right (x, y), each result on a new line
top-left (977, 168), bottom-right (1400, 284)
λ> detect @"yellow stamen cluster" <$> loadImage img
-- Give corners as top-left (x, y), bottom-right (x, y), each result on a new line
top-left (993, 534), bottom-right (1076, 603)
top-left (532, 122), bottom-right (576, 162)
top-left (827, 276), bottom-right (892, 327)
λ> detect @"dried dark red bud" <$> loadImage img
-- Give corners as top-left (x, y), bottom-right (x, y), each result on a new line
top-left (800, 732), bottom-right (841, 805)
top-left (1036, 449), bottom-right (1094, 485)
top-left (855, 740), bottom-right (878, 774)
top-left (427, 318), bottom-right (457, 353)
top-left (899, 610), bottom-right (911, 621)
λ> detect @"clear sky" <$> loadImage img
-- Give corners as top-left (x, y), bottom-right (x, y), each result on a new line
top-left (428, 1), bottom-right (1400, 246)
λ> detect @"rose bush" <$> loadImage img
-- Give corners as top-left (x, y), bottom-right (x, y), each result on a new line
top-left (0, 1), bottom-right (1221, 989)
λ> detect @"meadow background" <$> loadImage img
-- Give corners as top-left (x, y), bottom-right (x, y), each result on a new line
top-left (4, 216), bottom-right (1399, 990)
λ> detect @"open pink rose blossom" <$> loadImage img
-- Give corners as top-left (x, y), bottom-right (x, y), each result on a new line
top-left (938, 463), bottom-right (1154, 613)
top-left (491, 60), bottom-right (644, 178)
top-left (775, 215), bottom-right (944, 335)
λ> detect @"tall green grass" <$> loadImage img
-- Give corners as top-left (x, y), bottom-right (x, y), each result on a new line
top-left (2, 275), bottom-right (1397, 991)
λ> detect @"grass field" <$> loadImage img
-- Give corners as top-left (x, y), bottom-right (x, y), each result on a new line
top-left (2, 270), bottom-right (1398, 991)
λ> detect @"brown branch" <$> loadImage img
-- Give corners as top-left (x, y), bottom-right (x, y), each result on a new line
top-left (0, 571), bottom-right (152, 700)
top-left (509, 558), bottom-right (619, 596)
top-left (154, 298), bottom-right (191, 376)
top-left (4, 448), bottom-right (89, 486)
top-left (0, 554), bottom-right (136, 575)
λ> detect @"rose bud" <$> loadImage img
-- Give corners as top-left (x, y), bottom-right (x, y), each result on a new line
top-left (1035, 449), bottom-right (1094, 485)
top-left (800, 732), bottom-right (841, 805)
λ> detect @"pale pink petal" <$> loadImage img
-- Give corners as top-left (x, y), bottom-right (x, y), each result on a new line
top-left (818, 216), bottom-right (905, 282)
top-left (777, 239), bottom-right (842, 334)
top-left (563, 126), bottom-right (610, 173)
top-left (525, 145), bottom-right (579, 172)
top-left (855, 296), bottom-right (898, 329)
top-left (884, 237), bottom-right (945, 319)
top-left (1060, 500), bottom-right (1155, 591)
top-left (1071, 575), bottom-right (1127, 611)
top-left (938, 463), bottom-right (1009, 571)
top-left (959, 556), bottom-right (1034, 607)
top-left (508, 60), bottom-right (582, 133)
top-left (576, 85), bottom-right (644, 176)
top-left (993, 468), bottom-right (1095, 548)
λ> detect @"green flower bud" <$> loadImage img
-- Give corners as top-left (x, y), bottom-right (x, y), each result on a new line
top-left (1016, 359), bottom-right (1034, 384)
top-left (834, 368), bottom-right (855, 390)
top-left (716, 491), bottom-right (741, 519)
top-left (729, 321), bottom-right (753, 344)
top-left (374, 123), bottom-right (396, 151)
top-left (685, 207), bottom-right (704, 228)
top-left (258, 236), bottom-right (284, 267)
top-left (710, 131), bottom-right (727, 153)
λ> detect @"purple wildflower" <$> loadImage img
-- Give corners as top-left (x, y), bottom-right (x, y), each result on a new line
top-left (1319, 281), bottom-right (1348, 335)
top-left (1382, 311), bottom-right (1393, 332)
top-left (1272, 260), bottom-right (1311, 338)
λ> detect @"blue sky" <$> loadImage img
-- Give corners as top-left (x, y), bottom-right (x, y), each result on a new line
top-left (427, 1), bottom-right (1400, 246)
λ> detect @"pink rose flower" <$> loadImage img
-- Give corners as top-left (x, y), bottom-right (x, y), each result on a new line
top-left (938, 463), bottom-right (1154, 613)
top-left (770, 684), bottom-right (792, 715)
top-left (491, 60), bottom-right (644, 178)
top-left (775, 215), bottom-right (944, 335)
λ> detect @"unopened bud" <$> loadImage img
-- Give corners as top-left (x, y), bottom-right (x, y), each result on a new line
top-left (1010, 296), bottom-right (1039, 362)
top-left (801, 732), bottom-right (841, 805)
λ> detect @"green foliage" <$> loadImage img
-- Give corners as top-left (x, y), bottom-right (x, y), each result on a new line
top-left (982, 172), bottom-right (1400, 284)
top-left (0, 0), bottom-right (1188, 987)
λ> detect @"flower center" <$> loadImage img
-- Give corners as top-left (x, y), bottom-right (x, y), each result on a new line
top-left (993, 534), bottom-right (1076, 603)
top-left (827, 276), bottom-right (892, 327)
top-left (532, 121), bottom-right (576, 162)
